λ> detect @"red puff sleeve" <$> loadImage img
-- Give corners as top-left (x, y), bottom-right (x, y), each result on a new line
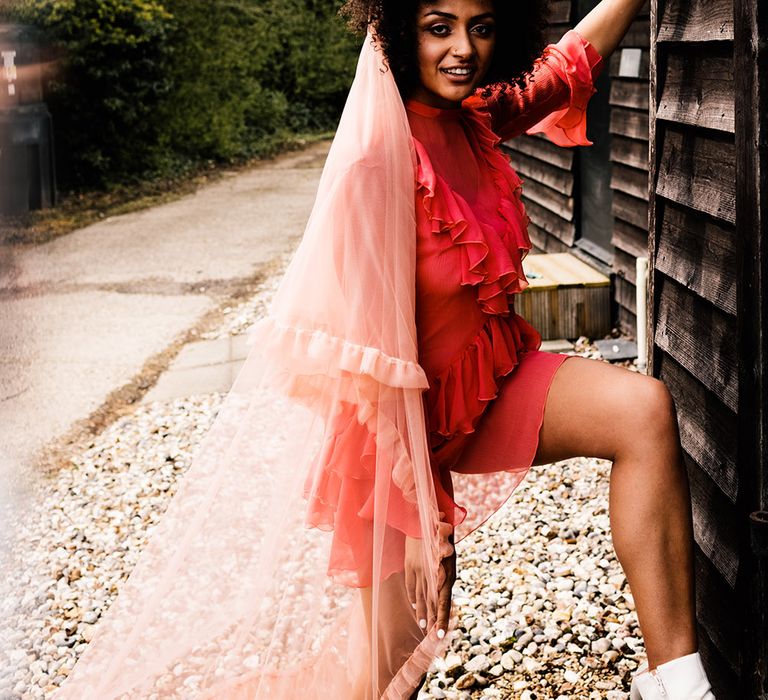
top-left (463, 29), bottom-right (605, 146)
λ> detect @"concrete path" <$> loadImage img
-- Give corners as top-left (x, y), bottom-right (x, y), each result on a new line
top-left (0, 140), bottom-right (330, 521)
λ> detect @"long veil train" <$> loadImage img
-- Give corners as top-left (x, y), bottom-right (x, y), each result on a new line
top-left (50, 29), bottom-right (454, 700)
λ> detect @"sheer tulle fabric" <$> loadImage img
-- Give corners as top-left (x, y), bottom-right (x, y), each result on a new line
top-left (50, 29), bottom-right (604, 700)
top-left (51, 31), bottom-right (451, 700)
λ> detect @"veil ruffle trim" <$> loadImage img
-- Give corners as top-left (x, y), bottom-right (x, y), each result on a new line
top-left (246, 316), bottom-right (429, 390)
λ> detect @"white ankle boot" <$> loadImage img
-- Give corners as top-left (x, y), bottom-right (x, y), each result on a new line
top-left (629, 652), bottom-right (716, 699)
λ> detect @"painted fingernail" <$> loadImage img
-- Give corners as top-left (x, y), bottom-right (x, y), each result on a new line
top-left (437, 629), bottom-right (445, 639)
top-left (419, 618), bottom-right (427, 629)
top-left (411, 603), bottom-right (417, 610)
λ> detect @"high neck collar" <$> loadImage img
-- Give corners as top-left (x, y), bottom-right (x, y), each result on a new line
top-left (404, 98), bottom-right (464, 119)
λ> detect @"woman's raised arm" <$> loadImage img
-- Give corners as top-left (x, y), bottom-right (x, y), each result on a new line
top-left (574, 0), bottom-right (648, 60)
top-left (466, 0), bottom-right (646, 145)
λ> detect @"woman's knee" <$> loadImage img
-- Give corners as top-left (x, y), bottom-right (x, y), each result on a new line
top-left (621, 375), bottom-right (679, 450)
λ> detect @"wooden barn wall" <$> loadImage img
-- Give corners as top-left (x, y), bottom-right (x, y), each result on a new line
top-left (648, 0), bottom-right (746, 696)
top-left (503, 1), bottom-right (651, 338)
top-left (734, 0), bottom-right (768, 692)
top-left (608, 3), bottom-right (650, 337)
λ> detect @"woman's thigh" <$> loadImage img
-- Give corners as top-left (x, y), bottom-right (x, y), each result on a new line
top-left (532, 355), bottom-right (673, 466)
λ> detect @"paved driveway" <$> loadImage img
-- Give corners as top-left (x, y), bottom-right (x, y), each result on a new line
top-left (0, 140), bottom-right (330, 523)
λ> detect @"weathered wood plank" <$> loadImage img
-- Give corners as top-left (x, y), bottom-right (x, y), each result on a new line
top-left (657, 0), bottom-right (734, 43)
top-left (610, 106), bottom-right (649, 140)
top-left (610, 162), bottom-right (649, 201)
top-left (694, 545), bottom-right (742, 679)
top-left (523, 197), bottom-right (575, 245)
top-left (612, 190), bottom-right (648, 230)
top-left (657, 48), bottom-right (735, 133)
top-left (634, 0), bottom-right (650, 18)
top-left (503, 136), bottom-right (574, 171)
top-left (526, 222), bottom-right (570, 254)
top-left (613, 246), bottom-right (639, 285)
top-left (610, 134), bottom-right (649, 171)
top-left (526, 222), bottom-right (548, 253)
top-left (684, 451), bottom-right (740, 588)
top-left (658, 353), bottom-right (739, 503)
top-left (610, 80), bottom-right (650, 111)
top-left (548, 0), bottom-right (571, 24)
top-left (611, 218), bottom-right (648, 259)
top-left (654, 275), bottom-right (738, 412)
top-left (734, 0), bottom-right (768, 691)
top-left (510, 150), bottom-right (574, 195)
top-left (656, 126), bottom-right (736, 225)
top-left (647, 0), bottom-right (659, 374)
top-left (620, 19), bottom-right (650, 48)
top-left (545, 23), bottom-right (571, 46)
top-left (656, 202), bottom-right (736, 316)
top-left (518, 181), bottom-right (573, 223)
top-left (617, 304), bottom-right (637, 337)
top-left (696, 623), bottom-right (741, 700)
top-left (614, 275), bottom-right (636, 314)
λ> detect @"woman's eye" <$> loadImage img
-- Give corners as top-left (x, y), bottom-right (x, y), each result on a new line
top-left (428, 24), bottom-right (451, 36)
top-left (472, 23), bottom-right (495, 37)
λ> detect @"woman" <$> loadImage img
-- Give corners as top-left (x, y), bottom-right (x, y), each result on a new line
top-left (51, 1), bottom-right (716, 699)
top-left (338, 1), bottom-right (717, 698)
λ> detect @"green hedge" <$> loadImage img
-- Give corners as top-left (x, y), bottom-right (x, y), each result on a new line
top-left (5, 0), bottom-right (359, 188)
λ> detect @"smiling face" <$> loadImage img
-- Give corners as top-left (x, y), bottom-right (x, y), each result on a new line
top-left (410, 0), bottom-right (497, 109)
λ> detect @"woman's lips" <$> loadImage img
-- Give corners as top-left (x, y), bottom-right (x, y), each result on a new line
top-left (440, 66), bottom-right (476, 83)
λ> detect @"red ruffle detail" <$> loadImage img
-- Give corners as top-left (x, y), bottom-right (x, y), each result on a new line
top-left (302, 402), bottom-right (422, 580)
top-left (303, 400), bottom-right (467, 580)
top-left (461, 102), bottom-right (535, 248)
top-left (425, 313), bottom-right (541, 448)
top-left (524, 31), bottom-right (602, 146)
top-left (413, 134), bottom-right (533, 316)
top-left (303, 400), bottom-right (425, 533)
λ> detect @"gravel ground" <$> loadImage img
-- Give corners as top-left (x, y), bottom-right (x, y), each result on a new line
top-left (0, 260), bottom-right (644, 700)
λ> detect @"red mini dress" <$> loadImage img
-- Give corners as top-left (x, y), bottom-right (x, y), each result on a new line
top-left (305, 30), bottom-right (604, 585)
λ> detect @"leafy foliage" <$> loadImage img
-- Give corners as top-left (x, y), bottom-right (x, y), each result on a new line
top-left (5, 0), bottom-right (359, 188)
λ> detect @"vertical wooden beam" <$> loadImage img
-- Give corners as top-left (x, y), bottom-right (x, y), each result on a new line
top-left (646, 0), bottom-right (659, 376)
top-left (734, 0), bottom-right (768, 695)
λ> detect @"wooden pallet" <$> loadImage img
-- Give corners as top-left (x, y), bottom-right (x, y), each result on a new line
top-left (516, 253), bottom-right (611, 341)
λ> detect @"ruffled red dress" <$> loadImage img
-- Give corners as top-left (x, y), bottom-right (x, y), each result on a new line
top-left (305, 30), bottom-right (604, 585)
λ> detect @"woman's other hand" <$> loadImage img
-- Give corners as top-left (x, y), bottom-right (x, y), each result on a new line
top-left (404, 513), bottom-right (456, 638)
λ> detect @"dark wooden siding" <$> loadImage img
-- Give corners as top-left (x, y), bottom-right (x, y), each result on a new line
top-left (647, 0), bottom-right (764, 695)
top-left (609, 3), bottom-right (650, 336)
top-left (733, 0), bottom-right (768, 692)
top-left (502, 0), bottom-right (766, 691)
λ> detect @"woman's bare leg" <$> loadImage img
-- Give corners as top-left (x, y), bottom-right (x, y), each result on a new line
top-left (531, 355), bottom-right (698, 671)
top-left (357, 572), bottom-right (426, 699)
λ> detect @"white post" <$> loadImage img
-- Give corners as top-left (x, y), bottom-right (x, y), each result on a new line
top-left (636, 256), bottom-right (649, 373)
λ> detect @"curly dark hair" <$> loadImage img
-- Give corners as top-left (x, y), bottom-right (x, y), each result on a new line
top-left (340, 0), bottom-right (551, 99)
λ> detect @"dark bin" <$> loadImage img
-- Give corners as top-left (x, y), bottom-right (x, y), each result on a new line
top-left (0, 23), bottom-right (56, 216)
